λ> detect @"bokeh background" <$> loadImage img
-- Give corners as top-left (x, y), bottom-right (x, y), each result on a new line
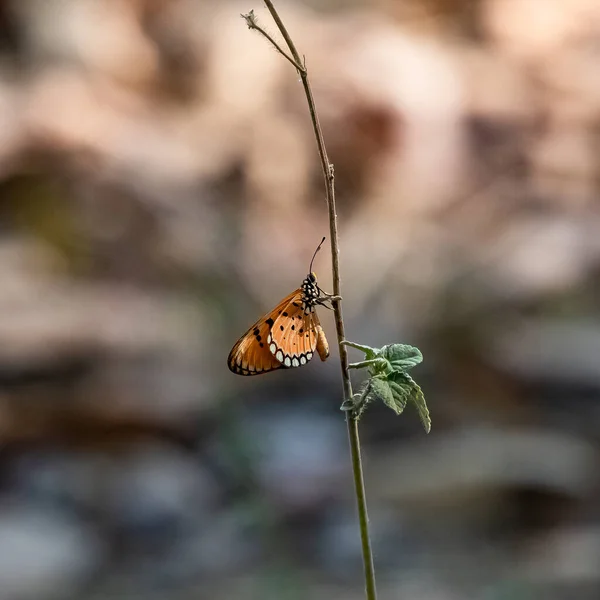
top-left (1, 0), bottom-right (600, 598)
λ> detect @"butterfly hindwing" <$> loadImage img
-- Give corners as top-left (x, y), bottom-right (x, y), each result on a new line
top-left (268, 301), bottom-right (325, 368)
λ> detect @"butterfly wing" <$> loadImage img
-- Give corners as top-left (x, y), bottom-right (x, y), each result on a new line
top-left (227, 290), bottom-right (302, 376)
top-left (268, 301), bottom-right (328, 367)
top-left (227, 319), bottom-right (283, 375)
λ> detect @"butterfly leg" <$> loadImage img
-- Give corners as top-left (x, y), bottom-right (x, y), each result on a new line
top-left (317, 295), bottom-right (341, 311)
top-left (317, 287), bottom-right (342, 303)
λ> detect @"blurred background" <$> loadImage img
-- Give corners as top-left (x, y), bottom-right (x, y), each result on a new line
top-left (0, 0), bottom-right (599, 598)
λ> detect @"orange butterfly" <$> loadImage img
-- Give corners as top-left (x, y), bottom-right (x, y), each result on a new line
top-left (228, 238), bottom-right (336, 376)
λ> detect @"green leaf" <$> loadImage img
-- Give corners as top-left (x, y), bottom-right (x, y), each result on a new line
top-left (366, 377), bottom-right (395, 407)
top-left (349, 378), bottom-right (391, 421)
top-left (407, 377), bottom-right (431, 434)
top-left (340, 398), bottom-right (354, 412)
top-left (382, 344), bottom-right (423, 371)
top-left (343, 341), bottom-right (421, 375)
top-left (342, 339), bottom-right (430, 431)
top-left (388, 372), bottom-right (431, 433)
top-left (384, 375), bottom-right (411, 415)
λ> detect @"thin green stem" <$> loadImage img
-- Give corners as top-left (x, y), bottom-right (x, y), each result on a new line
top-left (242, 3), bottom-right (377, 599)
top-left (347, 418), bottom-right (377, 600)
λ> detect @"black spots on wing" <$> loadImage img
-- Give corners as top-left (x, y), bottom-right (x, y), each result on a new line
top-left (256, 335), bottom-right (262, 341)
top-left (282, 311), bottom-right (288, 317)
top-left (260, 343), bottom-right (264, 348)
top-left (266, 318), bottom-right (274, 327)
top-left (306, 333), bottom-right (309, 337)
top-left (280, 325), bottom-right (284, 331)
top-left (297, 315), bottom-right (302, 320)
top-left (299, 328), bottom-right (303, 334)
top-left (291, 325), bottom-right (295, 331)
top-left (253, 328), bottom-right (260, 336)
top-left (292, 302), bottom-right (300, 307)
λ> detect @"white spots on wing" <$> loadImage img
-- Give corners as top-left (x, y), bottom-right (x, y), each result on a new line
top-left (276, 350), bottom-right (284, 362)
top-left (269, 343), bottom-right (277, 354)
top-left (300, 356), bottom-right (307, 365)
top-left (284, 357), bottom-right (291, 367)
top-left (306, 352), bottom-right (313, 361)
top-left (291, 357), bottom-right (299, 367)
top-left (267, 334), bottom-right (272, 344)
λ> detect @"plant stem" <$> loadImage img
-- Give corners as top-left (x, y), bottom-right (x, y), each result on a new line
top-left (242, 4), bottom-right (377, 599)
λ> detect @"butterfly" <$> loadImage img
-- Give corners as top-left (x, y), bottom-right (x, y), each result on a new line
top-left (228, 238), bottom-right (338, 376)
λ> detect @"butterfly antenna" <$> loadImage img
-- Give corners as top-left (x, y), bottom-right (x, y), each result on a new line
top-left (309, 237), bottom-right (326, 273)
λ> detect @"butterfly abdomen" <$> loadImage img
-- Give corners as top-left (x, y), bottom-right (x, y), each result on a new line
top-left (316, 325), bottom-right (329, 361)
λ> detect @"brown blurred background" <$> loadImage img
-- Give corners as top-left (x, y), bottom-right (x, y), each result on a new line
top-left (0, 0), bottom-right (600, 598)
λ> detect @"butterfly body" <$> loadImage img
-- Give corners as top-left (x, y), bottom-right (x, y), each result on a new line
top-left (228, 271), bottom-right (330, 376)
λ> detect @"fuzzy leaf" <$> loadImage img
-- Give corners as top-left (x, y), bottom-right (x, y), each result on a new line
top-left (385, 375), bottom-right (411, 415)
top-left (349, 378), bottom-right (392, 421)
top-left (342, 339), bottom-right (430, 431)
top-left (382, 344), bottom-right (423, 371)
top-left (388, 372), bottom-right (431, 433)
top-left (407, 376), bottom-right (431, 434)
top-left (365, 377), bottom-right (395, 407)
